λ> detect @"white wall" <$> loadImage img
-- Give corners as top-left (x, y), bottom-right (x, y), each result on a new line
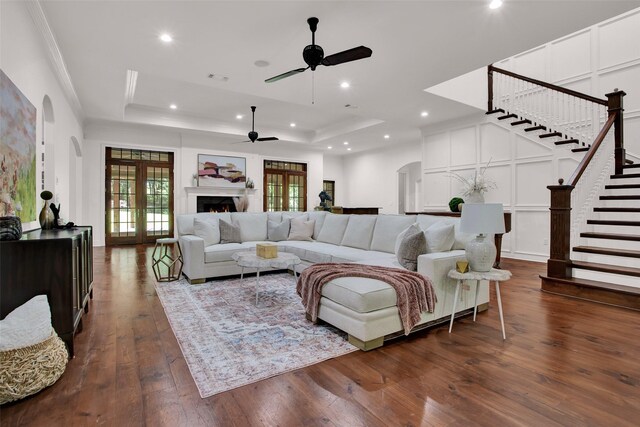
top-left (340, 140), bottom-right (422, 215)
top-left (322, 155), bottom-right (345, 206)
top-left (0, 1), bottom-right (84, 230)
top-left (83, 121), bottom-right (324, 246)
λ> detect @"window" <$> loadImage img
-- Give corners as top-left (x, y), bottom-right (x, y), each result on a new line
top-left (263, 160), bottom-right (307, 212)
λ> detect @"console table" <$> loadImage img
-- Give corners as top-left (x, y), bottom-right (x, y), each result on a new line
top-left (331, 207), bottom-right (381, 215)
top-left (406, 211), bottom-right (512, 268)
top-left (0, 227), bottom-right (93, 357)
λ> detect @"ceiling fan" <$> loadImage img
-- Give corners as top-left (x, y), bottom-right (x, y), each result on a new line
top-left (240, 106), bottom-right (279, 143)
top-left (265, 17), bottom-right (373, 83)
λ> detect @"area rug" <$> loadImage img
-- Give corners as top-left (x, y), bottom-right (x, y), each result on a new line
top-left (154, 273), bottom-right (357, 398)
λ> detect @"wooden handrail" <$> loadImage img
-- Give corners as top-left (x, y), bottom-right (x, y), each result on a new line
top-left (568, 112), bottom-right (617, 186)
top-left (489, 65), bottom-right (608, 106)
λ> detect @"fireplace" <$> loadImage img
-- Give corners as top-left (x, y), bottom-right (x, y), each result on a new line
top-left (197, 196), bottom-right (237, 213)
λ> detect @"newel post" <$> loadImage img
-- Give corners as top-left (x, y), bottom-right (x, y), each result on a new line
top-left (487, 65), bottom-right (494, 112)
top-left (547, 179), bottom-right (573, 279)
top-left (606, 89), bottom-right (626, 175)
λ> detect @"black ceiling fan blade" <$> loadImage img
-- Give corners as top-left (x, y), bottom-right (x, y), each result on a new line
top-left (265, 67), bottom-right (307, 83)
top-left (321, 46), bottom-right (372, 67)
top-left (256, 137), bottom-right (279, 142)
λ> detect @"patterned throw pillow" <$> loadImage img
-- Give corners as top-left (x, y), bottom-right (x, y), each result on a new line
top-left (219, 219), bottom-right (241, 243)
top-left (396, 224), bottom-right (427, 271)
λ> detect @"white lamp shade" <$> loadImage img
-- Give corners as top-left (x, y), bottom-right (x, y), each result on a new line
top-left (460, 203), bottom-right (505, 234)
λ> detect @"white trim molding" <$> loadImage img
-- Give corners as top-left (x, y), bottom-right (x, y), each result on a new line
top-left (25, 0), bottom-right (84, 122)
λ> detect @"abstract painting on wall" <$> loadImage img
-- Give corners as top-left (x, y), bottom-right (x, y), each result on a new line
top-left (0, 69), bottom-right (37, 222)
top-left (198, 154), bottom-right (246, 188)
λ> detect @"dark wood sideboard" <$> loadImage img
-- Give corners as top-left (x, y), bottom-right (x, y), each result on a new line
top-left (331, 207), bottom-right (380, 215)
top-left (0, 227), bottom-right (93, 357)
top-left (406, 211), bottom-right (512, 268)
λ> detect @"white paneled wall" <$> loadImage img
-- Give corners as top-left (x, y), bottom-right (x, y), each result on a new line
top-left (422, 116), bottom-right (585, 262)
top-left (496, 8), bottom-right (640, 161)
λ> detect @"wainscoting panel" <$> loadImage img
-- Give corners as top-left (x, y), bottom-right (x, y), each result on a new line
top-left (423, 132), bottom-right (449, 170)
top-left (597, 11), bottom-right (640, 70)
top-left (516, 161), bottom-right (553, 206)
top-left (550, 30), bottom-right (591, 82)
top-left (514, 210), bottom-right (550, 257)
top-left (450, 127), bottom-right (477, 167)
top-left (480, 123), bottom-right (511, 163)
top-left (484, 164), bottom-right (512, 205)
top-left (599, 65), bottom-right (640, 111)
top-left (515, 134), bottom-right (553, 160)
top-left (513, 46), bottom-right (546, 80)
top-left (423, 172), bottom-right (450, 207)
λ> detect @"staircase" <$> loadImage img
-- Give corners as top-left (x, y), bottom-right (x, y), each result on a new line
top-left (487, 65), bottom-right (640, 311)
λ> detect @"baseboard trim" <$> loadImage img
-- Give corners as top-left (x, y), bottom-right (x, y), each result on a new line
top-left (540, 275), bottom-right (640, 311)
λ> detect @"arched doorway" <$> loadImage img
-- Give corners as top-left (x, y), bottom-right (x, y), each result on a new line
top-left (397, 161), bottom-right (422, 214)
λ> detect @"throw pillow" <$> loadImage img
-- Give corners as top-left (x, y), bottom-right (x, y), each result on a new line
top-left (268, 219), bottom-right (290, 241)
top-left (219, 219), bottom-right (241, 243)
top-left (288, 217), bottom-right (315, 241)
top-left (396, 224), bottom-right (427, 271)
top-left (394, 224), bottom-right (418, 255)
top-left (424, 222), bottom-right (455, 253)
top-left (0, 295), bottom-right (52, 351)
top-left (193, 217), bottom-right (220, 247)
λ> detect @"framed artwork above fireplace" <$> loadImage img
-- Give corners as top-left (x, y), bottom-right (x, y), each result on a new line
top-left (197, 154), bottom-right (246, 188)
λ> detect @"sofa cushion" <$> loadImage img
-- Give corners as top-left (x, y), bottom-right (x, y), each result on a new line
top-left (316, 213), bottom-right (349, 245)
top-left (232, 212), bottom-right (268, 242)
top-left (321, 277), bottom-right (397, 313)
top-left (307, 211), bottom-right (328, 239)
top-left (424, 222), bottom-right (455, 253)
top-left (453, 221), bottom-right (475, 250)
top-left (328, 245), bottom-right (395, 263)
top-left (288, 217), bottom-right (315, 241)
top-left (267, 212), bottom-right (283, 223)
top-left (396, 224), bottom-right (426, 271)
top-left (204, 243), bottom-right (253, 263)
top-left (177, 212), bottom-right (231, 236)
top-left (193, 217), bottom-right (220, 246)
top-left (268, 219), bottom-right (290, 241)
top-left (370, 215), bottom-right (416, 253)
top-left (340, 215), bottom-right (377, 250)
top-left (283, 212), bottom-right (307, 221)
top-left (220, 219), bottom-right (241, 244)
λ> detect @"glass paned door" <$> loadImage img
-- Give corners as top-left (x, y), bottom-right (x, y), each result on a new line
top-left (263, 160), bottom-right (307, 212)
top-left (106, 148), bottom-right (173, 245)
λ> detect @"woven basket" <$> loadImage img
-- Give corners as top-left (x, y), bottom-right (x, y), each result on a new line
top-left (0, 332), bottom-right (68, 405)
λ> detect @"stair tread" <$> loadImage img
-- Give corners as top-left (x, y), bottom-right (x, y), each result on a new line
top-left (587, 219), bottom-right (640, 226)
top-left (611, 173), bottom-right (640, 179)
top-left (571, 260), bottom-right (640, 277)
top-left (573, 246), bottom-right (640, 258)
top-left (623, 163), bottom-right (640, 169)
top-left (525, 125), bottom-right (546, 132)
top-left (541, 275), bottom-right (640, 296)
top-left (539, 132), bottom-right (562, 138)
top-left (580, 232), bottom-right (640, 241)
top-left (626, 159), bottom-right (635, 164)
top-left (511, 119), bottom-right (531, 126)
top-left (498, 114), bottom-right (518, 120)
top-left (573, 147), bottom-right (590, 153)
top-left (599, 195), bottom-right (640, 200)
top-left (604, 184), bottom-right (640, 189)
top-left (486, 109), bottom-right (505, 115)
top-left (594, 207), bottom-right (640, 212)
top-left (555, 139), bottom-right (580, 145)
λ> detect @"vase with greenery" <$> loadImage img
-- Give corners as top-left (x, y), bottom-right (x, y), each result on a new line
top-left (448, 160), bottom-right (497, 203)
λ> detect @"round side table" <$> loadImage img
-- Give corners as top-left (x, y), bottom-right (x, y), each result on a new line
top-left (447, 268), bottom-right (512, 339)
top-left (152, 238), bottom-right (184, 282)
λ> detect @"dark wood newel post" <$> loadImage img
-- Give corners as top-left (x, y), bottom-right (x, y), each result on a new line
top-left (606, 89), bottom-right (626, 175)
top-left (487, 65), bottom-right (494, 112)
top-left (547, 179), bottom-right (573, 279)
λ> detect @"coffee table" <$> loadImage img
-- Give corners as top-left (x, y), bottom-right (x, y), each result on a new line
top-left (231, 251), bottom-right (301, 305)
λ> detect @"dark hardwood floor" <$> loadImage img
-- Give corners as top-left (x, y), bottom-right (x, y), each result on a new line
top-left (2, 245), bottom-right (640, 426)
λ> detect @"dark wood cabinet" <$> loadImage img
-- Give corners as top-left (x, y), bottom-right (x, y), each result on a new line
top-left (0, 227), bottom-right (93, 357)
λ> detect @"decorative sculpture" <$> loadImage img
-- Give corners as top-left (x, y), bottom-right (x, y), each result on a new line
top-left (318, 190), bottom-right (333, 211)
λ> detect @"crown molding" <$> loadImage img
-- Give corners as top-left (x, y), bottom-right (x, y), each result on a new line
top-left (25, 0), bottom-right (84, 123)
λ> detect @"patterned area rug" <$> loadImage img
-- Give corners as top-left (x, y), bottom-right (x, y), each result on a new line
top-left (154, 273), bottom-right (356, 398)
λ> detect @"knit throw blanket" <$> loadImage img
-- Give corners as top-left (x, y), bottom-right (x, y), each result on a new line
top-left (297, 263), bottom-right (437, 335)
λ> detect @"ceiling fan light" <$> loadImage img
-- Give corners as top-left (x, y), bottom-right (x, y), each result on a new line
top-left (159, 33), bottom-right (173, 43)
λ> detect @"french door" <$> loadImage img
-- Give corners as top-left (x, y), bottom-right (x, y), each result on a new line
top-left (263, 160), bottom-right (307, 212)
top-left (105, 148), bottom-right (174, 245)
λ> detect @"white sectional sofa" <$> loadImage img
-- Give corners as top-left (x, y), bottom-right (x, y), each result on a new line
top-left (176, 211), bottom-right (490, 350)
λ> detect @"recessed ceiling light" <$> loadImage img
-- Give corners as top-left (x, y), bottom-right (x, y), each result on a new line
top-left (159, 33), bottom-right (173, 43)
top-left (384, 134), bottom-right (390, 139)
top-left (169, 104), bottom-right (177, 109)
top-left (236, 114), bottom-right (243, 119)
top-left (489, 0), bottom-right (503, 9)
top-left (347, 147), bottom-right (352, 151)
top-left (290, 123), bottom-right (296, 127)
top-left (421, 111), bottom-right (429, 117)
top-left (327, 146), bottom-right (333, 149)
top-left (340, 81), bottom-right (350, 89)
top-left (343, 141), bottom-right (349, 145)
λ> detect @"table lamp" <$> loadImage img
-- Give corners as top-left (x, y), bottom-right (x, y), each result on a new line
top-left (460, 203), bottom-right (505, 272)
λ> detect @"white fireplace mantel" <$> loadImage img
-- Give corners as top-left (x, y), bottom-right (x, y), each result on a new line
top-left (184, 186), bottom-right (258, 196)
